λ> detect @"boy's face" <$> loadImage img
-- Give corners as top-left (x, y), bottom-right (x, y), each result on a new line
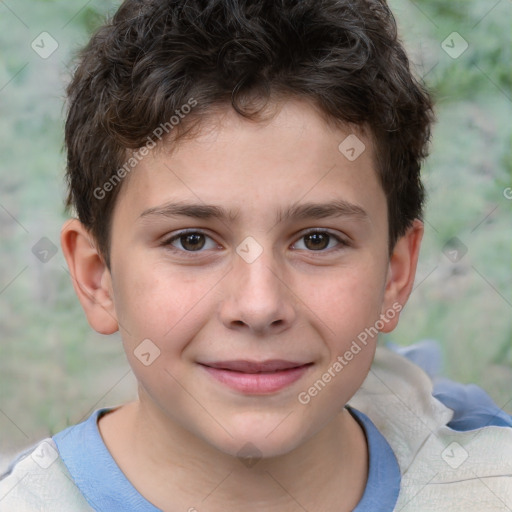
top-left (63, 98), bottom-right (422, 458)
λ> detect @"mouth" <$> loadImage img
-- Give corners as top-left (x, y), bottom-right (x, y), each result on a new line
top-left (198, 360), bottom-right (313, 394)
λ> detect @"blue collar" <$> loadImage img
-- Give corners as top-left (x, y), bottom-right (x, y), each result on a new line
top-left (53, 408), bottom-right (160, 511)
top-left (53, 406), bottom-right (400, 511)
top-left (348, 406), bottom-right (401, 511)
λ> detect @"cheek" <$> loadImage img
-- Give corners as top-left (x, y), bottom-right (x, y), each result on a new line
top-left (112, 260), bottom-right (217, 346)
top-left (112, 263), bottom-right (217, 394)
top-left (295, 269), bottom-right (383, 415)
top-left (303, 263), bottom-right (386, 343)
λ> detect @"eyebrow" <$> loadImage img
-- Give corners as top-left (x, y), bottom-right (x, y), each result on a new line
top-left (139, 199), bottom-right (369, 224)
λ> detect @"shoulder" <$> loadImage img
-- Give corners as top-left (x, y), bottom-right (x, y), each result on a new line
top-left (0, 438), bottom-right (94, 512)
top-left (350, 346), bottom-right (512, 511)
top-left (396, 423), bottom-right (512, 511)
top-left (349, 345), bottom-right (455, 470)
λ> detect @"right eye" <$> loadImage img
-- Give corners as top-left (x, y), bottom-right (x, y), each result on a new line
top-left (161, 230), bottom-right (220, 253)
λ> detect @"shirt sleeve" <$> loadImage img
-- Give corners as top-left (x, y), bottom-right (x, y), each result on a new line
top-left (0, 438), bottom-right (95, 511)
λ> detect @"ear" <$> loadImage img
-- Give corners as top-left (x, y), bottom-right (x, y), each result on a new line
top-left (379, 219), bottom-right (424, 333)
top-left (60, 219), bottom-right (118, 335)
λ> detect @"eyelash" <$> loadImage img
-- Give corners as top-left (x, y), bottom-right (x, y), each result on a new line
top-left (161, 229), bottom-right (350, 256)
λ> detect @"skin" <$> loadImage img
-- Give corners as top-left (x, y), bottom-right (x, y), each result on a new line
top-left (61, 97), bottom-right (423, 512)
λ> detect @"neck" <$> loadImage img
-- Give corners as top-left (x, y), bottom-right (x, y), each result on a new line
top-left (98, 398), bottom-right (368, 512)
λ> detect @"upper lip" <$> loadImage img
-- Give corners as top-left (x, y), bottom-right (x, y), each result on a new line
top-left (199, 360), bottom-right (311, 373)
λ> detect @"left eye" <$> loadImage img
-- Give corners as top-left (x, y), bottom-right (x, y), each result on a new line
top-left (292, 230), bottom-right (346, 252)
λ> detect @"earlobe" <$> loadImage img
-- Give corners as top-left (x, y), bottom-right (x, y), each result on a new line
top-left (60, 219), bottom-right (119, 335)
top-left (379, 219), bottom-right (424, 333)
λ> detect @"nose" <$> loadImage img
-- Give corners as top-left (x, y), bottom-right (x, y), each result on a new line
top-left (218, 248), bottom-right (297, 336)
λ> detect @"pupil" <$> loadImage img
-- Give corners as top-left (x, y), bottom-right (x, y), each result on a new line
top-left (183, 233), bottom-right (204, 251)
top-left (306, 233), bottom-right (328, 250)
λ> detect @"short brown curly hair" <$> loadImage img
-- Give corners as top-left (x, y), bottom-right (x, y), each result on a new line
top-left (64, 0), bottom-right (434, 268)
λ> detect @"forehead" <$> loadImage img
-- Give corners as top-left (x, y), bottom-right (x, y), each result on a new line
top-left (113, 98), bottom-right (385, 227)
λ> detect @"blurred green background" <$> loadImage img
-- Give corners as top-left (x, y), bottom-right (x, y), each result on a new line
top-left (1, 0), bottom-right (511, 469)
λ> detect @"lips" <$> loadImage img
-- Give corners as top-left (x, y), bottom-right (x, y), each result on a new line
top-left (201, 360), bottom-right (309, 373)
top-left (198, 360), bottom-right (313, 394)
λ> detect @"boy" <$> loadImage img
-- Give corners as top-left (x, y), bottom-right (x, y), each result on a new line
top-left (1, 0), bottom-right (511, 510)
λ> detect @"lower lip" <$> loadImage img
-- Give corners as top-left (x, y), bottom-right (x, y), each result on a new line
top-left (201, 365), bottom-right (311, 394)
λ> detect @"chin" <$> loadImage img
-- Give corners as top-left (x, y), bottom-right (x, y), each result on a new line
top-left (204, 414), bottom-right (310, 460)
top-left (218, 434), bottom-right (303, 461)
